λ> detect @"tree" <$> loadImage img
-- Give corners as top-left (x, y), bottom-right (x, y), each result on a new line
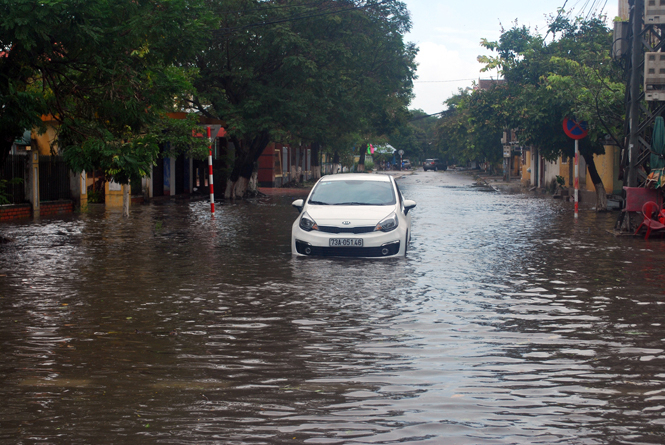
top-left (478, 14), bottom-right (623, 209)
top-left (432, 84), bottom-right (506, 172)
top-left (0, 0), bottom-right (212, 214)
top-left (191, 0), bottom-right (416, 197)
top-left (388, 109), bottom-right (439, 165)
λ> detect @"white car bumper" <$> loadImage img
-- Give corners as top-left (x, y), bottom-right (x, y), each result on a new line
top-left (291, 224), bottom-right (407, 257)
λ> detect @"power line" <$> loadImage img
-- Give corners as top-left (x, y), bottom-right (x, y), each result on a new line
top-left (414, 78), bottom-right (476, 83)
top-left (408, 111), bottom-right (444, 121)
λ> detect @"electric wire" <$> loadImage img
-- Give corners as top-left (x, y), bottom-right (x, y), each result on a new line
top-left (414, 78), bottom-right (476, 83)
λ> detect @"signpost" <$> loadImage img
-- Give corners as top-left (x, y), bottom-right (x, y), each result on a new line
top-left (503, 145), bottom-right (511, 182)
top-left (563, 117), bottom-right (588, 219)
top-left (206, 126), bottom-right (220, 215)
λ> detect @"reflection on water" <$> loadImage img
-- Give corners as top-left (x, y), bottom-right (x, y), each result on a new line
top-left (1, 174), bottom-right (665, 444)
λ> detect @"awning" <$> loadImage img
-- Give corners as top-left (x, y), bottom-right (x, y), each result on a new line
top-left (14, 130), bottom-right (31, 146)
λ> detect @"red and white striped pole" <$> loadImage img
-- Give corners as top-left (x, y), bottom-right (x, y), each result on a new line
top-left (207, 126), bottom-right (215, 214)
top-left (574, 139), bottom-right (579, 219)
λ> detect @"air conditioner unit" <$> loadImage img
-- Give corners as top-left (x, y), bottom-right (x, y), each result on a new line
top-left (646, 0), bottom-right (665, 24)
top-left (612, 21), bottom-right (629, 59)
top-left (645, 52), bottom-right (665, 101)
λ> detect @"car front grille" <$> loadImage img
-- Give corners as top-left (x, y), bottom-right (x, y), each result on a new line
top-left (295, 240), bottom-right (400, 257)
top-left (318, 226), bottom-right (375, 234)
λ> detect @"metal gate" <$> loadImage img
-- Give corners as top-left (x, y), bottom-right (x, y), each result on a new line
top-left (39, 156), bottom-right (71, 202)
top-left (1, 155), bottom-right (28, 204)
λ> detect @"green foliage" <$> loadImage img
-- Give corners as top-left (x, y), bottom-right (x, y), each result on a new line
top-left (0, 178), bottom-right (22, 205)
top-left (387, 109), bottom-right (439, 162)
top-left (1, 0), bottom-right (416, 187)
top-left (87, 189), bottom-right (104, 204)
top-left (436, 13), bottom-right (623, 171)
top-left (477, 14), bottom-right (623, 160)
top-left (192, 0), bottom-right (417, 180)
top-left (0, 0), bottom-right (213, 182)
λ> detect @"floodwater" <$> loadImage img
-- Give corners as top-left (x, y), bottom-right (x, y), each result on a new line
top-left (1, 170), bottom-right (665, 444)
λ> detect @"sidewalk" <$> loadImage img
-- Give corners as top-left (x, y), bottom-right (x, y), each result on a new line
top-left (258, 186), bottom-right (311, 196)
top-left (473, 172), bottom-right (523, 194)
top-left (472, 170), bottom-right (598, 206)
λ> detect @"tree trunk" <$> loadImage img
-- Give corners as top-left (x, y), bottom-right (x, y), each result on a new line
top-left (224, 178), bottom-right (235, 199)
top-left (332, 151), bottom-right (340, 174)
top-left (311, 143), bottom-right (321, 179)
top-left (582, 153), bottom-right (607, 211)
top-left (358, 148), bottom-right (366, 172)
top-left (248, 171), bottom-right (258, 194)
top-left (122, 183), bottom-right (130, 217)
top-left (225, 132), bottom-right (270, 198)
top-left (234, 176), bottom-right (249, 198)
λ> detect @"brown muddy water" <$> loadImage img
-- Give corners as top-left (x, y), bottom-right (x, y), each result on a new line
top-left (1, 171), bottom-right (665, 444)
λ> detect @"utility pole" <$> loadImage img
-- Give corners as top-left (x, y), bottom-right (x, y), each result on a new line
top-left (619, 0), bottom-right (665, 231)
top-left (626, 0), bottom-right (644, 188)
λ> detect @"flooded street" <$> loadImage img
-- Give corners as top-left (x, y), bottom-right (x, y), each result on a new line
top-left (2, 170), bottom-right (665, 444)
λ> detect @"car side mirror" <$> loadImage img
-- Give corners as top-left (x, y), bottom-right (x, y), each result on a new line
top-left (404, 200), bottom-right (416, 215)
top-left (292, 199), bottom-right (305, 213)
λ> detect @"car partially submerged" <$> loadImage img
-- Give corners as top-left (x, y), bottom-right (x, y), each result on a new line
top-left (423, 158), bottom-right (446, 171)
top-left (291, 174), bottom-right (416, 257)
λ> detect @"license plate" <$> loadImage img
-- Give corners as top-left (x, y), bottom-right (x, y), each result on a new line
top-left (329, 238), bottom-right (363, 247)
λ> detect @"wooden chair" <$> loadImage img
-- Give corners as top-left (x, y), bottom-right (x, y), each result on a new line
top-left (635, 201), bottom-right (665, 240)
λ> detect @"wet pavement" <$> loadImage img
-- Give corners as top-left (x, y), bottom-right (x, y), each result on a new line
top-left (1, 170), bottom-right (665, 444)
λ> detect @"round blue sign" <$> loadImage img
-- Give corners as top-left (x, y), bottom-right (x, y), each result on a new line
top-left (563, 117), bottom-right (588, 140)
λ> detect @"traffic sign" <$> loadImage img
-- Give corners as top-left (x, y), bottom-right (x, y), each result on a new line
top-left (563, 117), bottom-right (588, 140)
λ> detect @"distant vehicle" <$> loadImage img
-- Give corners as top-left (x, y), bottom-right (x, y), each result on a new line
top-left (401, 159), bottom-right (412, 169)
top-left (422, 158), bottom-right (446, 171)
top-left (291, 173), bottom-right (416, 257)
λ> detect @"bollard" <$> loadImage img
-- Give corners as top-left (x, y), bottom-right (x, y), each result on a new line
top-left (207, 126), bottom-right (215, 215)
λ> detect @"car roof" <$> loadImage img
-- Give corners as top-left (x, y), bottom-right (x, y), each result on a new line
top-left (319, 173), bottom-right (391, 182)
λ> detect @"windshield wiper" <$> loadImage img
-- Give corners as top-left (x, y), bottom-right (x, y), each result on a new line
top-left (308, 200), bottom-right (330, 205)
top-left (335, 202), bottom-right (368, 205)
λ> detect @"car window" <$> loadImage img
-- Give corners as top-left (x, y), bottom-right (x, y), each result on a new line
top-left (308, 180), bottom-right (396, 206)
top-left (394, 180), bottom-right (405, 212)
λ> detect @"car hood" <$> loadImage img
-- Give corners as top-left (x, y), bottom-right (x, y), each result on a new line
top-left (305, 205), bottom-right (395, 226)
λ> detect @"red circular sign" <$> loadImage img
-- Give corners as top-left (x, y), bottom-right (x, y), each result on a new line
top-left (563, 117), bottom-right (588, 140)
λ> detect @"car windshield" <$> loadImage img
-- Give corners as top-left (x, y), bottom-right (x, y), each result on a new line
top-left (308, 179), bottom-right (396, 206)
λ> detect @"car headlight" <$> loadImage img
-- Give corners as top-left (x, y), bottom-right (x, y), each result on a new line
top-left (375, 212), bottom-right (398, 232)
top-left (299, 212), bottom-right (319, 231)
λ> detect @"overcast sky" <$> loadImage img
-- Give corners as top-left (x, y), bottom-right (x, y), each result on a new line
top-left (403, 0), bottom-right (619, 115)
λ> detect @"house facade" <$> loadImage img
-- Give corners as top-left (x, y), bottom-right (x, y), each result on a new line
top-left (520, 144), bottom-right (621, 195)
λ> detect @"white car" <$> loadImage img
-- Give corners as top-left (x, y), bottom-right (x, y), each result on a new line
top-left (291, 173), bottom-right (416, 257)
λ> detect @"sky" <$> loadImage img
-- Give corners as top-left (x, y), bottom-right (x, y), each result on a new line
top-left (404, 0), bottom-right (619, 115)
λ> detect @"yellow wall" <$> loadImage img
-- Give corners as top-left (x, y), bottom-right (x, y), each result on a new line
top-left (559, 155), bottom-right (571, 187)
top-left (521, 149), bottom-right (532, 186)
top-left (31, 126), bottom-right (58, 156)
top-left (585, 145), bottom-right (623, 194)
top-left (31, 116), bottom-right (59, 155)
top-left (105, 182), bottom-right (129, 209)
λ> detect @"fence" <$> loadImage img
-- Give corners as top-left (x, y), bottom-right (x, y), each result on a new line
top-left (39, 156), bottom-right (71, 202)
top-left (0, 155), bottom-right (27, 204)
